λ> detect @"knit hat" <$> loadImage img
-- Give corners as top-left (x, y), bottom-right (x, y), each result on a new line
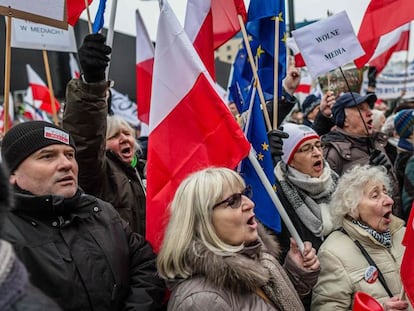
top-left (332, 92), bottom-right (377, 128)
top-left (281, 123), bottom-right (320, 164)
top-left (394, 109), bottom-right (414, 139)
top-left (1, 121), bottom-right (76, 173)
top-left (302, 94), bottom-right (321, 117)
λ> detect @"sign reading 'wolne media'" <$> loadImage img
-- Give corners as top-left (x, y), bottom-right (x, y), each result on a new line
top-left (292, 11), bottom-right (364, 79)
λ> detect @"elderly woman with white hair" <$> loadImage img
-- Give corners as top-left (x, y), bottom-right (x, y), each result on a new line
top-left (158, 167), bottom-right (320, 310)
top-left (311, 165), bottom-right (410, 311)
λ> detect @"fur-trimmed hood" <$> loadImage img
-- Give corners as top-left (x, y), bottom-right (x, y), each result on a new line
top-left (172, 224), bottom-right (281, 294)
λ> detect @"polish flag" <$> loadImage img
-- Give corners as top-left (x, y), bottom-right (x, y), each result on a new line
top-left (146, 1), bottom-right (250, 251)
top-left (69, 53), bottom-right (81, 79)
top-left (26, 65), bottom-right (60, 114)
top-left (67, 0), bottom-right (93, 26)
top-left (184, 0), bottom-right (247, 79)
top-left (286, 37), bottom-right (306, 67)
top-left (401, 202), bottom-right (414, 307)
top-left (296, 69), bottom-right (312, 94)
top-left (368, 24), bottom-right (410, 75)
top-left (135, 9), bottom-right (154, 125)
top-left (0, 93), bottom-right (14, 132)
top-left (354, 0), bottom-right (414, 68)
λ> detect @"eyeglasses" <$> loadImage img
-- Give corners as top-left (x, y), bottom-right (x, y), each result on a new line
top-left (212, 186), bottom-right (253, 209)
top-left (297, 141), bottom-right (323, 153)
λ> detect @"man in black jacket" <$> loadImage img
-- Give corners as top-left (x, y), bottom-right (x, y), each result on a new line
top-left (1, 121), bottom-right (166, 311)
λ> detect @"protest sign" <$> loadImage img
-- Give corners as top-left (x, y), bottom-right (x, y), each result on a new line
top-left (0, 0), bottom-right (67, 29)
top-left (292, 11), bottom-right (364, 79)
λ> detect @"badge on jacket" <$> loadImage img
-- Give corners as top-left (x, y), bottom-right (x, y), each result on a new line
top-left (364, 266), bottom-right (378, 283)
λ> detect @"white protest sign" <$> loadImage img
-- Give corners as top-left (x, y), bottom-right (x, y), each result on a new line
top-left (361, 71), bottom-right (414, 99)
top-left (0, 0), bottom-right (67, 29)
top-left (11, 19), bottom-right (77, 52)
top-left (292, 11), bottom-right (364, 79)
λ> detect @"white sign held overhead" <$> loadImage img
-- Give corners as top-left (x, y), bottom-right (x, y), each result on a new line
top-left (11, 19), bottom-right (77, 52)
top-left (292, 11), bottom-right (364, 79)
top-left (0, 0), bottom-right (67, 29)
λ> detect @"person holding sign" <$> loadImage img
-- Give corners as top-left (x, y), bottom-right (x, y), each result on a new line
top-left (311, 165), bottom-right (409, 311)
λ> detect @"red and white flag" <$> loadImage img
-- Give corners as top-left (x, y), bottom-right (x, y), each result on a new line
top-left (135, 9), bottom-right (154, 125)
top-left (26, 64), bottom-right (60, 114)
top-left (401, 202), bottom-right (414, 307)
top-left (296, 69), bottom-right (312, 94)
top-left (146, 1), bottom-right (250, 251)
top-left (69, 53), bottom-right (81, 79)
top-left (0, 93), bottom-right (14, 132)
top-left (286, 37), bottom-right (306, 68)
top-left (67, 0), bottom-right (93, 26)
top-left (184, 0), bottom-right (247, 79)
top-left (368, 24), bottom-right (410, 75)
top-left (354, 0), bottom-right (414, 68)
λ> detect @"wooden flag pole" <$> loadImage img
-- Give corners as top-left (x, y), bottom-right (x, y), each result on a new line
top-left (273, 16), bottom-right (280, 129)
top-left (3, 15), bottom-right (12, 133)
top-left (84, 0), bottom-right (93, 34)
top-left (238, 14), bottom-right (272, 132)
top-left (42, 50), bottom-right (59, 125)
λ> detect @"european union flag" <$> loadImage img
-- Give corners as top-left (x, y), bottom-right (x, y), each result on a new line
top-left (92, 0), bottom-right (107, 34)
top-left (240, 89), bottom-right (281, 234)
top-left (246, 0), bottom-right (286, 99)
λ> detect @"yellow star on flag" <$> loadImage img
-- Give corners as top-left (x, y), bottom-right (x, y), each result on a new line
top-left (257, 152), bottom-right (264, 161)
top-left (262, 142), bottom-right (269, 151)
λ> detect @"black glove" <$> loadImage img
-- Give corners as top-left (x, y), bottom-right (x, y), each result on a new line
top-left (369, 149), bottom-right (392, 171)
top-left (78, 34), bottom-right (112, 83)
top-left (267, 128), bottom-right (289, 165)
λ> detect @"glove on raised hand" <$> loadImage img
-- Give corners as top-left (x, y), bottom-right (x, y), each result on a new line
top-left (369, 149), bottom-right (392, 171)
top-left (267, 128), bottom-right (289, 165)
top-left (78, 34), bottom-right (112, 83)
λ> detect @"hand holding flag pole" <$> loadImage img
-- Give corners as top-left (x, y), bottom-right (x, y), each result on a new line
top-left (238, 14), bottom-right (272, 131)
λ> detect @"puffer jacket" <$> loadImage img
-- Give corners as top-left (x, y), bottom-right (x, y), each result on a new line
top-left (63, 79), bottom-right (146, 235)
top-left (167, 225), bottom-right (319, 311)
top-left (2, 188), bottom-right (165, 311)
top-left (322, 128), bottom-right (401, 216)
top-left (311, 216), bottom-right (409, 310)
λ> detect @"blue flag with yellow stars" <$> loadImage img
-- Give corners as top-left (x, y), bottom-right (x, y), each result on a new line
top-left (246, 0), bottom-right (286, 99)
top-left (240, 90), bottom-right (281, 234)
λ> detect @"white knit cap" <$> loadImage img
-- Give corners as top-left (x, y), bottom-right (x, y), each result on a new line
top-left (281, 123), bottom-right (320, 164)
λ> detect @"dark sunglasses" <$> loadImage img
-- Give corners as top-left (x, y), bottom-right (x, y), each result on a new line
top-left (212, 186), bottom-right (253, 209)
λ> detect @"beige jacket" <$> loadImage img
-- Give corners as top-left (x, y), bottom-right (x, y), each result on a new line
top-left (311, 216), bottom-right (411, 310)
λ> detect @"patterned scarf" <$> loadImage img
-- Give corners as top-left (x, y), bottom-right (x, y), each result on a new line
top-left (275, 161), bottom-right (338, 237)
top-left (351, 219), bottom-right (392, 248)
top-left (0, 239), bottom-right (28, 311)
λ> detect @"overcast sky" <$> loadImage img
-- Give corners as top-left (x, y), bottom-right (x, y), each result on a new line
top-left (81, 0), bottom-right (413, 60)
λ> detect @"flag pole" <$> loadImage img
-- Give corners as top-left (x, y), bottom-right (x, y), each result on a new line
top-left (84, 0), bottom-right (93, 34)
top-left (238, 15), bottom-right (272, 132)
top-left (403, 22), bottom-right (411, 92)
top-left (273, 16), bottom-right (280, 129)
top-left (42, 50), bottom-right (59, 125)
top-left (3, 15), bottom-right (12, 133)
top-left (105, 0), bottom-right (118, 80)
top-left (248, 148), bottom-right (305, 254)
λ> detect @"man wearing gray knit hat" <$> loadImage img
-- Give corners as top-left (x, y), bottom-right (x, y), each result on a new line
top-left (0, 121), bottom-right (166, 310)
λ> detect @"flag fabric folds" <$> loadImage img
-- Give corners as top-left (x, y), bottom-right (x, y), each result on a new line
top-left (401, 202), bottom-right (414, 307)
top-left (0, 94), bottom-right (14, 132)
top-left (240, 90), bottom-right (281, 234)
top-left (92, 0), bottom-right (107, 33)
top-left (146, 1), bottom-right (250, 252)
top-left (184, 0), bottom-right (247, 80)
top-left (354, 0), bottom-right (414, 68)
top-left (135, 9), bottom-right (154, 125)
top-left (26, 65), bottom-right (60, 115)
top-left (246, 0), bottom-right (286, 98)
top-left (67, 0), bottom-right (93, 26)
top-left (368, 23), bottom-right (410, 75)
top-left (286, 37), bottom-right (306, 67)
top-left (69, 53), bottom-right (80, 79)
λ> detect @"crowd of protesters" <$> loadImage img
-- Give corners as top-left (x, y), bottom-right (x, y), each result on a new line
top-left (0, 32), bottom-right (413, 311)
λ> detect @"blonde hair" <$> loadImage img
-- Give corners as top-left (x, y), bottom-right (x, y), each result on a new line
top-left (157, 167), bottom-right (246, 279)
top-left (106, 115), bottom-right (135, 140)
top-left (328, 165), bottom-right (391, 230)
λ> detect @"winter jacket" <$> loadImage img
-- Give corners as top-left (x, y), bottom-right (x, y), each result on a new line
top-left (167, 225), bottom-right (318, 311)
top-left (2, 188), bottom-right (166, 311)
top-left (63, 79), bottom-right (146, 235)
top-left (311, 216), bottom-right (409, 310)
top-left (321, 128), bottom-right (401, 216)
top-left (402, 155), bottom-right (414, 218)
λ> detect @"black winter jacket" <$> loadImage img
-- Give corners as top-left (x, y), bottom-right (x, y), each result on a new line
top-left (2, 189), bottom-right (165, 311)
